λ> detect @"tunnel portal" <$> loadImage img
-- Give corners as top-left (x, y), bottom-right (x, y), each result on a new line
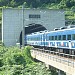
top-left (20, 23), bottom-right (47, 45)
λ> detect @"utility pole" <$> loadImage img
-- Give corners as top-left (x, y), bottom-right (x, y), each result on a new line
top-left (22, 5), bottom-right (25, 47)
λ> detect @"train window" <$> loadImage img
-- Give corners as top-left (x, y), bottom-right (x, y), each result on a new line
top-left (35, 38), bottom-right (37, 41)
top-left (49, 36), bottom-right (51, 40)
top-left (36, 37), bottom-right (38, 41)
top-left (72, 34), bottom-right (75, 40)
top-left (38, 37), bottom-right (39, 41)
top-left (58, 35), bottom-right (61, 40)
top-left (36, 37), bottom-right (37, 41)
top-left (37, 37), bottom-right (40, 41)
top-left (55, 36), bottom-right (57, 40)
top-left (34, 38), bottom-right (35, 41)
top-left (30, 38), bottom-right (32, 41)
top-left (31, 38), bottom-right (32, 41)
top-left (32, 38), bottom-right (33, 41)
top-left (46, 35), bottom-right (48, 41)
top-left (52, 36), bottom-right (54, 40)
top-left (28, 38), bottom-right (30, 41)
top-left (67, 35), bottom-right (71, 40)
top-left (62, 35), bottom-right (66, 40)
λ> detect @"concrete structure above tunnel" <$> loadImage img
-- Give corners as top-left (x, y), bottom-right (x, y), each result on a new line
top-left (2, 8), bottom-right (65, 46)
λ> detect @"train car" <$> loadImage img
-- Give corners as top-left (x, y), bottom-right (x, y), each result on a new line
top-left (45, 27), bottom-right (75, 50)
top-left (25, 26), bottom-right (75, 50)
top-left (25, 31), bottom-right (46, 47)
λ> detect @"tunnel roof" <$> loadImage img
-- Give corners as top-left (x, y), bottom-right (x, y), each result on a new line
top-left (25, 23), bottom-right (46, 34)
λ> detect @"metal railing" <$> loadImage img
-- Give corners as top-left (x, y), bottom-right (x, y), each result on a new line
top-left (31, 48), bottom-right (75, 68)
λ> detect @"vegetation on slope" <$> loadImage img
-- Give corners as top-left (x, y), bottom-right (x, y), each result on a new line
top-left (0, 0), bottom-right (75, 9)
top-left (0, 46), bottom-right (58, 75)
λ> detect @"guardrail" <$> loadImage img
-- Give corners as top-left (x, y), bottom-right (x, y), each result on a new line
top-left (31, 48), bottom-right (75, 68)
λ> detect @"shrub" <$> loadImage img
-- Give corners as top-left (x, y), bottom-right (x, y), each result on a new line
top-left (23, 46), bottom-right (33, 64)
top-left (13, 53), bottom-right (26, 66)
top-left (0, 58), bottom-right (3, 67)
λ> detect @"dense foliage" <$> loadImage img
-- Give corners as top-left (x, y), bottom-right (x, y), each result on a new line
top-left (0, 46), bottom-right (58, 75)
top-left (0, 0), bottom-right (75, 9)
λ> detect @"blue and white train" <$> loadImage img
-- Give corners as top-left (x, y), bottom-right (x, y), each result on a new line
top-left (25, 25), bottom-right (75, 50)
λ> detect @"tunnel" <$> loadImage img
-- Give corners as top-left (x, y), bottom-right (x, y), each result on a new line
top-left (20, 23), bottom-right (47, 45)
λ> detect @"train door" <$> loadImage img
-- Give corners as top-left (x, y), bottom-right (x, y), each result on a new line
top-left (41, 33), bottom-right (45, 46)
top-left (69, 41), bottom-right (71, 49)
top-left (41, 34), bottom-right (43, 46)
top-left (43, 34), bottom-right (44, 46)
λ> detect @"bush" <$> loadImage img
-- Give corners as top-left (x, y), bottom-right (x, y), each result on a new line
top-left (0, 58), bottom-right (3, 67)
top-left (13, 53), bottom-right (26, 66)
top-left (10, 65), bottom-right (24, 75)
top-left (23, 46), bottom-right (33, 64)
top-left (2, 47), bottom-right (26, 66)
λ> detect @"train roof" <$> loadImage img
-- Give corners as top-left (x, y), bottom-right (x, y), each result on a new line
top-left (26, 31), bottom-right (45, 36)
top-left (67, 25), bottom-right (75, 28)
top-left (45, 27), bottom-right (75, 34)
top-left (60, 26), bottom-right (67, 30)
top-left (28, 30), bottom-right (49, 35)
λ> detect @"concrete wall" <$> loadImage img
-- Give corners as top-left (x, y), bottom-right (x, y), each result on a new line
top-left (2, 8), bottom-right (65, 46)
top-left (2, 8), bottom-right (22, 46)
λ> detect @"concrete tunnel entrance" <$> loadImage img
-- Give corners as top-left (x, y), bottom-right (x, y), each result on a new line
top-left (20, 24), bottom-right (47, 45)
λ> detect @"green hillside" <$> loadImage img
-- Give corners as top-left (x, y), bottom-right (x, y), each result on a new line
top-left (0, 0), bottom-right (75, 9)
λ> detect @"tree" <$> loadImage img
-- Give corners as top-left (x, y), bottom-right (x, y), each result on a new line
top-left (66, 0), bottom-right (75, 8)
top-left (9, 0), bottom-right (16, 7)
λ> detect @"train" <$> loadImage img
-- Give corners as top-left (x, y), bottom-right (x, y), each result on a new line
top-left (25, 25), bottom-right (75, 54)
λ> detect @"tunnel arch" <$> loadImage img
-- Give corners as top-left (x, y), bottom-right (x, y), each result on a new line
top-left (19, 23), bottom-right (47, 45)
